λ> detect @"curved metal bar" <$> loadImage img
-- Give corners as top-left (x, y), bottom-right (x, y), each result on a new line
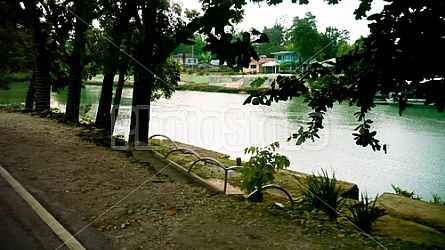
top-left (223, 166), bottom-right (242, 194)
top-left (165, 147), bottom-right (202, 160)
top-left (188, 157), bottom-right (227, 173)
top-left (226, 166), bottom-right (242, 171)
top-left (248, 184), bottom-right (294, 207)
top-left (189, 157), bottom-right (232, 193)
top-left (148, 134), bottom-right (179, 149)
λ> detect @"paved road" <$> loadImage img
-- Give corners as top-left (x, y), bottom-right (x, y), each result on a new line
top-left (0, 176), bottom-right (68, 250)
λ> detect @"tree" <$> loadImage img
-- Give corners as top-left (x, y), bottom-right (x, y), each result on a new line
top-left (255, 23), bottom-right (286, 57)
top-left (172, 34), bottom-right (207, 56)
top-left (319, 26), bottom-right (349, 60)
top-left (126, 0), bottom-right (267, 144)
top-left (64, 0), bottom-right (98, 122)
top-left (94, 0), bottom-right (133, 132)
top-left (287, 12), bottom-right (321, 62)
top-left (126, 0), bottom-right (182, 144)
top-left (338, 36), bottom-right (364, 56)
top-left (12, 0), bottom-right (53, 112)
top-left (244, 0), bottom-right (445, 153)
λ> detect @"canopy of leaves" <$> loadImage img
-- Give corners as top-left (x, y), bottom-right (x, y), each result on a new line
top-left (287, 12), bottom-right (321, 62)
top-left (319, 26), bottom-right (349, 59)
top-left (0, 1), bottom-right (33, 83)
top-left (255, 23), bottom-right (286, 57)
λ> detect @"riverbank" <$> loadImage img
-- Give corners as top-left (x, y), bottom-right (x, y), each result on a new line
top-left (0, 108), bottom-right (443, 249)
top-left (85, 73), bottom-right (279, 94)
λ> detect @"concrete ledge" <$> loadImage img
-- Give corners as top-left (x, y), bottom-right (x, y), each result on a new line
top-left (150, 150), bottom-right (226, 194)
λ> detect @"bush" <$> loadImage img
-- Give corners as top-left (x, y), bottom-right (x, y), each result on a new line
top-left (297, 169), bottom-right (345, 219)
top-left (221, 67), bottom-right (239, 75)
top-left (391, 184), bottom-right (421, 200)
top-left (347, 192), bottom-right (387, 234)
top-left (239, 142), bottom-right (290, 202)
top-left (187, 68), bottom-right (196, 75)
top-left (430, 194), bottom-right (445, 205)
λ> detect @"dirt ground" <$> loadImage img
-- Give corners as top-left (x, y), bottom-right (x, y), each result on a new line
top-left (0, 109), bottom-right (433, 249)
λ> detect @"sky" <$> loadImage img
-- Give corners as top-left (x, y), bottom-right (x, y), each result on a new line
top-left (178, 0), bottom-right (386, 43)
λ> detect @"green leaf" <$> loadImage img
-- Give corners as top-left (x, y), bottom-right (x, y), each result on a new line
top-left (252, 97), bottom-right (260, 105)
top-left (250, 29), bottom-right (261, 36)
top-left (366, 13), bottom-right (380, 21)
top-left (243, 95), bottom-right (253, 105)
top-left (296, 136), bottom-right (305, 145)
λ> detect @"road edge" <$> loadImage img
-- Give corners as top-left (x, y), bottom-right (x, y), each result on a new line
top-left (0, 164), bottom-right (86, 250)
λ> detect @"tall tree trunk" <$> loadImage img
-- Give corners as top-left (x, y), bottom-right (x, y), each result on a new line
top-left (65, 66), bottom-right (82, 122)
top-left (24, 1), bottom-right (51, 112)
top-left (95, 70), bottom-right (116, 132)
top-left (128, 71), bottom-right (153, 145)
top-left (65, 0), bottom-right (89, 123)
top-left (111, 69), bottom-right (126, 134)
top-left (34, 70), bottom-right (51, 112)
top-left (111, 25), bottom-right (133, 135)
top-left (128, 4), bottom-right (156, 145)
top-left (95, 39), bottom-right (120, 132)
top-left (23, 71), bottom-right (36, 112)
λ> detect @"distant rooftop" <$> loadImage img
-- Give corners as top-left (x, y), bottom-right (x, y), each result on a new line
top-left (172, 53), bottom-right (197, 58)
top-left (270, 51), bottom-right (297, 55)
top-left (258, 58), bottom-right (275, 63)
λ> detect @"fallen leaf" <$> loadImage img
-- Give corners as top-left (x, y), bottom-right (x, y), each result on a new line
top-left (166, 206), bottom-right (177, 216)
top-left (151, 180), bottom-right (166, 183)
top-left (245, 233), bottom-right (258, 239)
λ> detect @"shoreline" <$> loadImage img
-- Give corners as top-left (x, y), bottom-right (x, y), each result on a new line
top-left (85, 80), bottom-right (269, 94)
top-left (84, 73), bottom-right (277, 94)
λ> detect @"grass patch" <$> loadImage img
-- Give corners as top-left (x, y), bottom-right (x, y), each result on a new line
top-left (180, 75), bottom-right (210, 84)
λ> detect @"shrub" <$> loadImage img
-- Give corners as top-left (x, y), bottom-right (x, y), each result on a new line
top-left (391, 184), bottom-right (421, 200)
top-left (250, 77), bottom-right (268, 88)
top-left (221, 67), bottom-right (239, 75)
top-left (347, 192), bottom-right (387, 234)
top-left (430, 194), bottom-right (445, 205)
top-left (239, 142), bottom-right (290, 202)
top-left (187, 68), bottom-right (196, 75)
top-left (297, 169), bottom-right (345, 219)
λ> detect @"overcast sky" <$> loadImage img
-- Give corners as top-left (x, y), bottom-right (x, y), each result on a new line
top-left (178, 0), bottom-right (386, 43)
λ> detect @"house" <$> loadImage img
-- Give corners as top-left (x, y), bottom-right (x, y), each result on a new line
top-left (243, 56), bottom-right (277, 74)
top-left (270, 51), bottom-right (300, 72)
top-left (172, 53), bottom-right (199, 69)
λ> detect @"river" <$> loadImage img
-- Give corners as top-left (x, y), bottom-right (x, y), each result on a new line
top-left (1, 82), bottom-right (444, 200)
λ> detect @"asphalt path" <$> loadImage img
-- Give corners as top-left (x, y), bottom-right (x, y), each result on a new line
top-left (0, 176), bottom-right (68, 250)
